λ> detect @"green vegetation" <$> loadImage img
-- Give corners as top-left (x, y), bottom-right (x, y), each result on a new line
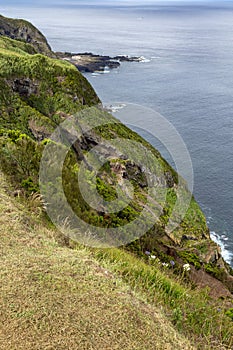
top-left (0, 171), bottom-right (197, 350)
top-left (0, 32), bottom-right (232, 287)
top-left (0, 17), bottom-right (233, 349)
top-left (93, 248), bottom-right (233, 347)
top-left (0, 33), bottom-right (98, 135)
top-left (0, 14), bottom-right (54, 56)
top-left (226, 308), bottom-right (233, 321)
top-left (0, 171), bottom-right (232, 349)
top-left (178, 251), bottom-right (202, 270)
top-left (0, 35), bottom-right (207, 244)
top-left (204, 262), bottom-right (227, 281)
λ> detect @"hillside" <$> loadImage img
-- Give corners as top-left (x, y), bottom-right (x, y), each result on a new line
top-left (0, 17), bottom-right (232, 290)
top-left (0, 14), bottom-right (233, 349)
top-left (0, 171), bottom-right (198, 350)
top-left (1, 171), bottom-right (233, 349)
top-left (0, 14), bottom-right (54, 57)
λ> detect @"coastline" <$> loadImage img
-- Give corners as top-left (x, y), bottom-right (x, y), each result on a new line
top-left (210, 231), bottom-right (233, 266)
top-left (0, 11), bottom-right (232, 290)
top-left (100, 102), bottom-right (233, 269)
top-left (1, 0), bottom-right (233, 271)
top-left (1, 11), bottom-right (233, 349)
top-left (56, 51), bottom-right (149, 73)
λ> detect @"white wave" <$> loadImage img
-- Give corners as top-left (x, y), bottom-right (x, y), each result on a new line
top-left (221, 234), bottom-right (229, 241)
top-left (93, 67), bottom-right (110, 75)
top-left (210, 231), bottom-right (232, 264)
top-left (139, 56), bottom-right (151, 63)
top-left (104, 103), bottom-right (126, 113)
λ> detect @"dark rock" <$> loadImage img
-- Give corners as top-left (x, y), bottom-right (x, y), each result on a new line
top-left (164, 171), bottom-right (175, 188)
top-left (79, 132), bottom-right (100, 151)
top-left (57, 52), bottom-right (144, 73)
top-left (113, 55), bottom-right (144, 62)
top-left (124, 162), bottom-right (148, 188)
top-left (12, 78), bottom-right (38, 97)
top-left (181, 234), bottom-right (198, 241)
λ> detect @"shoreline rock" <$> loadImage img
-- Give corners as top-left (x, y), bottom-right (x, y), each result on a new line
top-left (56, 51), bottom-right (147, 73)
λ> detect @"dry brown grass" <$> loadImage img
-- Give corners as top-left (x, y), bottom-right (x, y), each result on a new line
top-left (0, 171), bottom-right (195, 350)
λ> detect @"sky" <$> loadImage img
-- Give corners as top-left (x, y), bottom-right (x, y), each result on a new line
top-left (1, 0), bottom-right (232, 11)
top-left (1, 0), bottom-right (228, 5)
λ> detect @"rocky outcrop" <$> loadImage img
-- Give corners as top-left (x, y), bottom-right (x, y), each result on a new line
top-left (11, 78), bottom-right (38, 97)
top-left (0, 14), bottom-right (54, 57)
top-left (57, 52), bottom-right (146, 73)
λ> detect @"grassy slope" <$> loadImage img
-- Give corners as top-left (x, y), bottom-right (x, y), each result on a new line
top-left (0, 171), bottom-right (232, 349)
top-left (0, 35), bottom-right (99, 136)
top-left (0, 171), bottom-right (195, 350)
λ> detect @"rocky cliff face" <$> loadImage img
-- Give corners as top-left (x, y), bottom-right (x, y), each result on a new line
top-left (0, 14), bottom-right (54, 57)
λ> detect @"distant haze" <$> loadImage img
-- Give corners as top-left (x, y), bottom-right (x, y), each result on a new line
top-left (2, 0), bottom-right (233, 6)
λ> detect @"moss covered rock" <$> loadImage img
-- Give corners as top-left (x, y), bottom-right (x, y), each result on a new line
top-left (0, 14), bottom-right (54, 57)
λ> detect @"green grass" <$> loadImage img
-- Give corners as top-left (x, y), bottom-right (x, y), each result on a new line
top-left (0, 35), bottom-right (99, 138)
top-left (0, 171), bottom-right (232, 349)
top-left (0, 36), bottom-right (37, 55)
top-left (0, 171), bottom-right (196, 350)
top-left (0, 14), bottom-right (54, 56)
top-left (92, 248), bottom-right (233, 348)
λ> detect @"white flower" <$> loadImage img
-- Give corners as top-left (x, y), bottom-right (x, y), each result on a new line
top-left (150, 255), bottom-right (156, 259)
top-left (183, 263), bottom-right (191, 272)
top-left (162, 262), bottom-right (169, 267)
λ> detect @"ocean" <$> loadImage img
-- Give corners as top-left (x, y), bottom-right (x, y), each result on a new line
top-left (2, 1), bottom-right (233, 265)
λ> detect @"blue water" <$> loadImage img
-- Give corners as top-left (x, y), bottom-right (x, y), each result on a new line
top-left (2, 1), bottom-right (233, 265)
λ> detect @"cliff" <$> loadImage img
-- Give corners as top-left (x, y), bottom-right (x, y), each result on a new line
top-left (0, 15), bottom-right (233, 349)
top-left (0, 14), bottom-right (54, 57)
top-left (0, 14), bottom-right (232, 290)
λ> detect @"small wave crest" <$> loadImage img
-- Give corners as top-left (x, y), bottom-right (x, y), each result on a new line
top-left (104, 103), bottom-right (127, 113)
top-left (210, 231), bottom-right (233, 265)
top-left (139, 56), bottom-right (151, 63)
